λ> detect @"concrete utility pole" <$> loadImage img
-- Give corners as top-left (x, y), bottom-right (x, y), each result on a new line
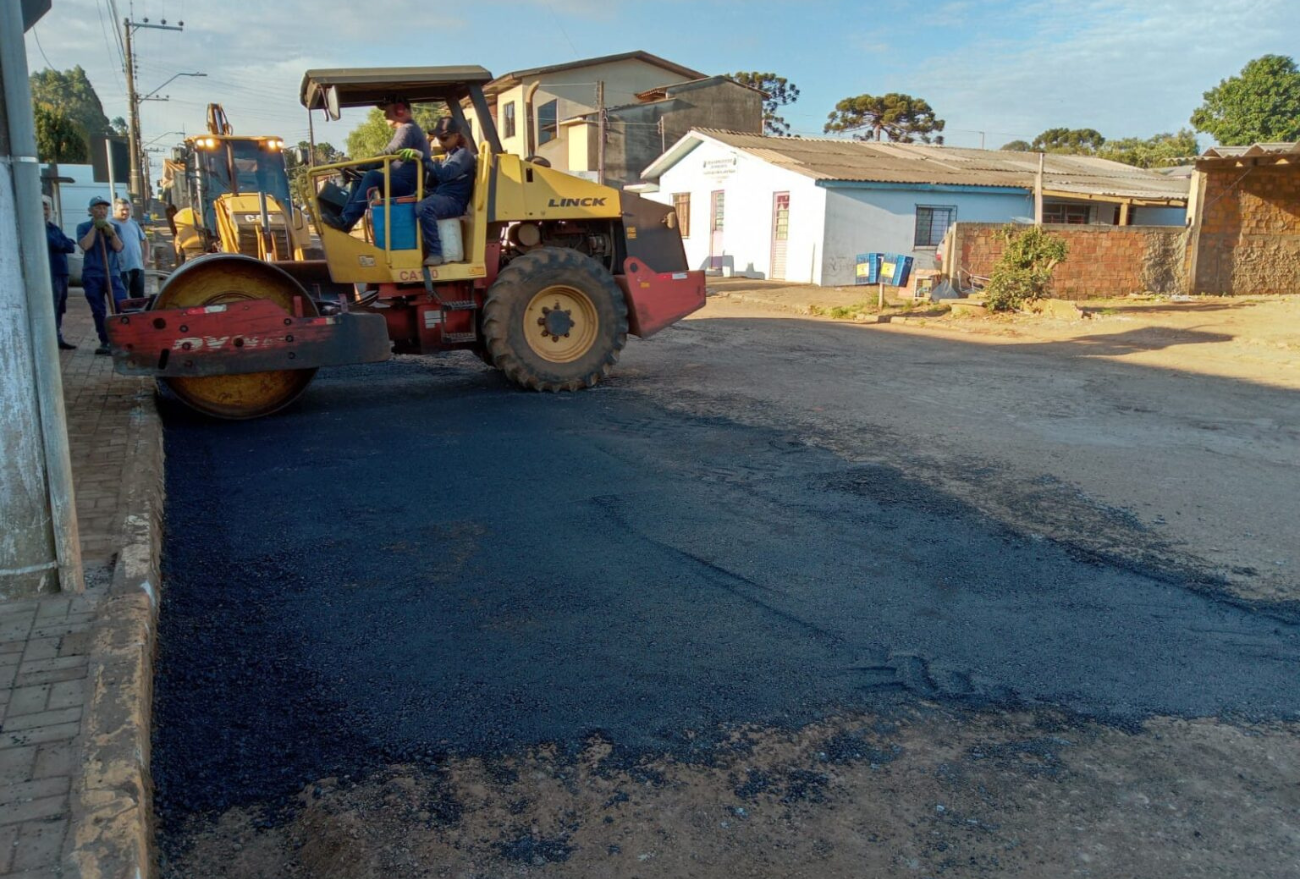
top-left (1, 0), bottom-right (84, 597)
top-left (596, 80), bottom-right (605, 186)
top-left (121, 16), bottom-right (184, 214)
top-left (1035, 152), bottom-right (1045, 226)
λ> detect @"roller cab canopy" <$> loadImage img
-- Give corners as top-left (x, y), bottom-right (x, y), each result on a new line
top-left (301, 66), bottom-right (500, 153)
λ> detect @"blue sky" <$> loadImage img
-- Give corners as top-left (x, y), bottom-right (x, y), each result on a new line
top-left (24, 0), bottom-right (1300, 155)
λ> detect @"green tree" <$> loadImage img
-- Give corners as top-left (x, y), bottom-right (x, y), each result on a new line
top-left (110, 116), bottom-right (129, 136)
top-left (1000, 139), bottom-right (1032, 151)
top-left (984, 225), bottom-right (1069, 312)
top-left (1097, 129), bottom-right (1200, 168)
top-left (1030, 128), bottom-right (1106, 154)
top-left (1190, 54), bottom-right (1300, 145)
top-left (346, 104), bottom-right (447, 158)
top-left (33, 104), bottom-right (88, 163)
top-left (728, 71), bottom-right (801, 135)
top-left (824, 93), bottom-right (944, 143)
top-left (29, 66), bottom-right (111, 152)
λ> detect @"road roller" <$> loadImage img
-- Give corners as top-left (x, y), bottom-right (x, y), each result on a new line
top-left (107, 66), bottom-right (706, 419)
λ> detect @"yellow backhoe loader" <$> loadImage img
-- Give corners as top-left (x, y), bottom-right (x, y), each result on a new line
top-left (161, 104), bottom-right (313, 264)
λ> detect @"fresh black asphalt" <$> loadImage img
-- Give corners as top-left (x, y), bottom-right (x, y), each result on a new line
top-left (153, 356), bottom-right (1300, 823)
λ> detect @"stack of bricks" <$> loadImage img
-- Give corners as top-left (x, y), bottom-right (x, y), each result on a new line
top-left (1192, 165), bottom-right (1300, 295)
top-left (948, 222), bottom-right (1188, 300)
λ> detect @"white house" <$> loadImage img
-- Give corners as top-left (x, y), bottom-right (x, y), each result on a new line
top-left (637, 131), bottom-right (1191, 286)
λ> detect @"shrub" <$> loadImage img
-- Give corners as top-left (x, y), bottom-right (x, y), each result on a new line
top-left (984, 225), bottom-right (1068, 312)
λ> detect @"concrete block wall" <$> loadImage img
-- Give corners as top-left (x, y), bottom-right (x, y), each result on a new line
top-left (945, 222), bottom-right (1188, 300)
top-left (1191, 165), bottom-right (1300, 295)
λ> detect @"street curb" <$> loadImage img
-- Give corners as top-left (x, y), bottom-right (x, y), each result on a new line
top-left (69, 387), bottom-right (163, 879)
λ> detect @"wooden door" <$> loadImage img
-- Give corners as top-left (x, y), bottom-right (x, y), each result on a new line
top-left (770, 192), bottom-right (790, 280)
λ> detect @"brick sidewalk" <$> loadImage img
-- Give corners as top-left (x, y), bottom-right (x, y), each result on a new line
top-left (1, 302), bottom-right (154, 878)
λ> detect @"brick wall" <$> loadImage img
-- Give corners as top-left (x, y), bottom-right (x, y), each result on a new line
top-left (1190, 165), bottom-right (1300, 295)
top-left (944, 223), bottom-right (1188, 300)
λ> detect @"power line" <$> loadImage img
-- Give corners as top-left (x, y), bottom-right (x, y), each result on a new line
top-left (31, 24), bottom-right (54, 69)
top-left (540, 0), bottom-right (579, 59)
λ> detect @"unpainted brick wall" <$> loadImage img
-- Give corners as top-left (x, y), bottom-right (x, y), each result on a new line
top-left (1191, 165), bottom-right (1300, 295)
top-left (946, 223), bottom-right (1188, 300)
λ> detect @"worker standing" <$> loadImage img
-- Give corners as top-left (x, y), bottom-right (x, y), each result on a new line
top-left (111, 197), bottom-right (150, 299)
top-left (77, 195), bottom-right (126, 355)
top-left (43, 196), bottom-right (77, 350)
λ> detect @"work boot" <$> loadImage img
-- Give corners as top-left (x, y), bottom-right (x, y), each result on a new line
top-left (320, 212), bottom-right (350, 233)
top-left (95, 344), bottom-right (111, 356)
top-left (423, 254), bottom-right (444, 267)
top-left (58, 339), bottom-right (76, 350)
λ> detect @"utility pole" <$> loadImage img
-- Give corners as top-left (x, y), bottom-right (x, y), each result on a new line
top-left (122, 16), bottom-right (185, 214)
top-left (1, 0), bottom-right (84, 597)
top-left (1035, 152), bottom-right (1045, 226)
top-left (596, 80), bottom-right (605, 186)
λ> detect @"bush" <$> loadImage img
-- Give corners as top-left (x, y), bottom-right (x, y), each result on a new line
top-left (984, 225), bottom-right (1068, 312)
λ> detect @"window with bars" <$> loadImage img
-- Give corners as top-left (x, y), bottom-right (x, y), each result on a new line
top-left (1043, 202), bottom-right (1091, 224)
top-left (537, 100), bottom-right (558, 145)
top-left (502, 103), bottom-right (516, 139)
top-left (673, 193), bottom-right (691, 238)
top-left (914, 205), bottom-right (956, 247)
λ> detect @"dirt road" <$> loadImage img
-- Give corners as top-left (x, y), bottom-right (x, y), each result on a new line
top-left (157, 294), bottom-right (1300, 878)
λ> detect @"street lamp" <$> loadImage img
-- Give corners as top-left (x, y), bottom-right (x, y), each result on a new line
top-left (140, 72), bottom-right (207, 102)
top-left (143, 131), bottom-right (185, 149)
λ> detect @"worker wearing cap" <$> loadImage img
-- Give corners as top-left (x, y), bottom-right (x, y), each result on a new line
top-left (324, 95), bottom-right (430, 233)
top-left (401, 117), bottom-right (477, 267)
top-left (44, 196), bottom-right (78, 350)
top-left (77, 195), bottom-right (127, 355)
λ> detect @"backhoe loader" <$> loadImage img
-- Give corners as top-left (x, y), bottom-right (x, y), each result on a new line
top-left (161, 104), bottom-right (312, 264)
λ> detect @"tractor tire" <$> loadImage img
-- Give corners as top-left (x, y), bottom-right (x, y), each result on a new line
top-left (482, 247), bottom-right (628, 392)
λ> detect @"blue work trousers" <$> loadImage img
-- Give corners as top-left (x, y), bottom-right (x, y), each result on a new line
top-left (82, 272), bottom-right (128, 345)
top-left (52, 275), bottom-right (69, 342)
top-left (340, 165), bottom-right (420, 229)
top-left (417, 194), bottom-right (466, 258)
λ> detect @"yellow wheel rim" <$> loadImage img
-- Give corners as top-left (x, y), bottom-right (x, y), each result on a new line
top-left (523, 285), bottom-right (599, 364)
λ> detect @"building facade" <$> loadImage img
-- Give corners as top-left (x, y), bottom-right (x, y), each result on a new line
top-left (639, 131), bottom-right (1190, 286)
top-left (462, 52), bottom-right (705, 175)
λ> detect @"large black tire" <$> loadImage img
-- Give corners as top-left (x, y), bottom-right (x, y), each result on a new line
top-left (482, 247), bottom-right (628, 392)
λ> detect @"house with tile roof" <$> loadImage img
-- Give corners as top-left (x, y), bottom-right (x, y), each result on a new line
top-left (635, 130), bottom-right (1191, 286)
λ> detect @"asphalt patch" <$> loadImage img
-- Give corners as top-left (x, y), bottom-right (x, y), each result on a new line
top-left (153, 356), bottom-right (1300, 835)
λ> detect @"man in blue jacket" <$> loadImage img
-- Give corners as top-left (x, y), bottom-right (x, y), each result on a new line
top-left (401, 117), bottom-right (476, 267)
top-left (44, 196), bottom-right (78, 350)
top-left (77, 195), bottom-right (126, 355)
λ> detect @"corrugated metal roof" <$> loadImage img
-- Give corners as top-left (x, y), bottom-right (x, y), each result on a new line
top-left (667, 130), bottom-right (1189, 202)
top-left (1201, 142), bottom-right (1300, 159)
